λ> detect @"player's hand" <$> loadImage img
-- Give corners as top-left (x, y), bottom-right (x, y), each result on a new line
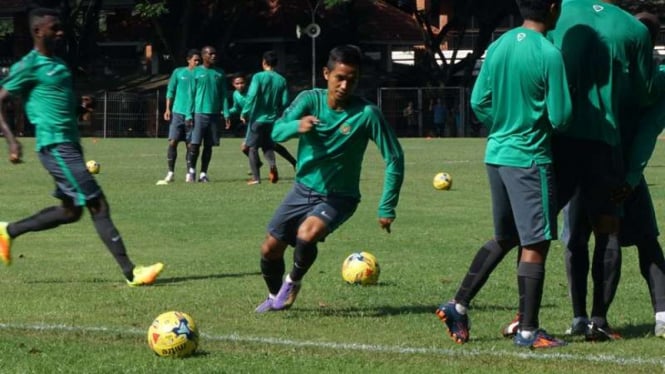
top-left (225, 118), bottom-right (231, 130)
top-left (185, 118), bottom-right (193, 128)
top-left (379, 218), bottom-right (393, 233)
top-left (610, 183), bottom-right (633, 204)
top-left (8, 141), bottom-right (22, 164)
top-left (240, 116), bottom-right (247, 124)
top-left (163, 110), bottom-right (171, 122)
top-left (299, 116), bottom-right (319, 133)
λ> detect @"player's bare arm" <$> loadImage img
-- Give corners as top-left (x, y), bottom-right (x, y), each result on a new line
top-left (0, 88), bottom-right (22, 163)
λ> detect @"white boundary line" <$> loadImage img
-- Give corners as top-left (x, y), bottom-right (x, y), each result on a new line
top-left (0, 322), bottom-right (663, 367)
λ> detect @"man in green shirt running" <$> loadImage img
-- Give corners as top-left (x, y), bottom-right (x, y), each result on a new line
top-left (187, 45), bottom-right (229, 183)
top-left (156, 48), bottom-right (200, 185)
top-left (254, 45), bottom-right (404, 312)
top-left (240, 51), bottom-right (295, 184)
top-left (436, 0), bottom-right (572, 349)
top-left (0, 8), bottom-right (164, 286)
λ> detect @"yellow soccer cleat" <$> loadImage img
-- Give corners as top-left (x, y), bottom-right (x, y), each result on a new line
top-left (0, 222), bottom-right (12, 266)
top-left (127, 262), bottom-right (164, 287)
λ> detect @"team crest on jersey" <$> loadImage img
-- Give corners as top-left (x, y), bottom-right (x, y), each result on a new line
top-left (593, 4), bottom-right (603, 12)
top-left (339, 123), bottom-right (351, 134)
top-left (517, 33), bottom-right (526, 42)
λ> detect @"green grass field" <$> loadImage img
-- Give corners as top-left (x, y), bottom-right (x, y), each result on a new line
top-left (0, 137), bottom-right (664, 373)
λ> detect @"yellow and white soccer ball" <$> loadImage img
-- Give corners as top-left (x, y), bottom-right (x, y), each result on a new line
top-left (86, 160), bottom-right (100, 174)
top-left (433, 172), bottom-right (452, 190)
top-left (342, 251), bottom-right (380, 285)
top-left (147, 311), bottom-right (199, 358)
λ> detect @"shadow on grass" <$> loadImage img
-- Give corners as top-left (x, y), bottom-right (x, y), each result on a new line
top-left (24, 272), bottom-right (261, 285)
top-left (295, 304), bottom-right (436, 317)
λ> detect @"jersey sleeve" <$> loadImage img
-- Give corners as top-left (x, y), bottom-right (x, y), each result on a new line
top-left (366, 105), bottom-right (405, 219)
top-left (631, 24), bottom-right (655, 107)
top-left (241, 74), bottom-right (259, 120)
top-left (470, 56), bottom-right (493, 126)
top-left (1, 59), bottom-right (35, 97)
top-left (272, 90), bottom-right (313, 142)
top-left (543, 47), bottom-right (572, 130)
top-left (165, 68), bottom-right (178, 100)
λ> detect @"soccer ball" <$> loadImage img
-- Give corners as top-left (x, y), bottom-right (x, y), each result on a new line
top-left (147, 311), bottom-right (199, 358)
top-left (433, 172), bottom-right (452, 190)
top-left (342, 251), bottom-right (380, 285)
top-left (86, 160), bottom-right (100, 174)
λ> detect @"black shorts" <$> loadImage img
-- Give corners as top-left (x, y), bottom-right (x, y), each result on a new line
top-left (267, 183), bottom-right (359, 246)
top-left (38, 143), bottom-right (102, 206)
top-left (245, 121), bottom-right (275, 149)
top-left (168, 113), bottom-right (191, 143)
top-left (191, 113), bottom-right (220, 146)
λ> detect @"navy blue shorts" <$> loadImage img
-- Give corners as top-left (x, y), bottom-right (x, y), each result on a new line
top-left (487, 163), bottom-right (557, 246)
top-left (191, 113), bottom-right (220, 146)
top-left (267, 183), bottom-right (359, 246)
top-left (168, 112), bottom-right (191, 143)
top-left (38, 143), bottom-right (102, 207)
top-left (620, 177), bottom-right (659, 246)
top-left (245, 121), bottom-right (275, 149)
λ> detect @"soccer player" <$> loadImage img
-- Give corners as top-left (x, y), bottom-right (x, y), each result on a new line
top-left (0, 8), bottom-right (164, 286)
top-left (546, 0), bottom-right (653, 340)
top-left (188, 45), bottom-right (229, 183)
top-left (254, 45), bottom-right (404, 312)
top-left (229, 72), bottom-right (296, 177)
top-left (157, 48), bottom-right (200, 185)
top-left (240, 51), bottom-right (295, 185)
top-left (559, 11), bottom-right (665, 340)
top-left (435, 0), bottom-right (572, 348)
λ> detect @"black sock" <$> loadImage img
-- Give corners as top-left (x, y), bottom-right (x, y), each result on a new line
top-left (636, 237), bottom-right (665, 312)
top-left (189, 144), bottom-right (200, 171)
top-left (454, 239), bottom-right (512, 306)
top-left (201, 146), bottom-right (212, 174)
top-left (249, 147), bottom-right (261, 180)
top-left (289, 238), bottom-right (318, 282)
top-left (90, 209), bottom-right (135, 279)
top-left (517, 261), bottom-right (545, 331)
top-left (8, 206), bottom-right (80, 238)
top-left (564, 243), bottom-right (589, 318)
top-left (274, 143), bottom-right (296, 168)
top-left (591, 234), bottom-right (621, 323)
top-left (263, 149), bottom-right (276, 169)
top-left (260, 256), bottom-right (285, 295)
top-left (167, 144), bottom-right (177, 172)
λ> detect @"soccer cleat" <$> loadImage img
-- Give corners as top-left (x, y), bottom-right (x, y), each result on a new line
top-left (435, 301), bottom-right (470, 344)
top-left (127, 262), bottom-right (164, 287)
top-left (198, 175), bottom-right (210, 183)
top-left (269, 166), bottom-right (279, 184)
top-left (0, 222), bottom-right (12, 266)
top-left (514, 329), bottom-right (567, 349)
top-left (247, 179), bottom-right (260, 185)
top-left (185, 173), bottom-right (195, 183)
top-left (164, 173), bottom-right (174, 182)
top-left (565, 316), bottom-right (590, 336)
top-left (501, 313), bottom-right (520, 338)
top-left (655, 320), bottom-right (665, 338)
top-left (272, 279), bottom-right (302, 310)
top-left (255, 296), bottom-right (275, 313)
top-left (155, 180), bottom-right (169, 185)
top-left (585, 321), bottom-right (621, 341)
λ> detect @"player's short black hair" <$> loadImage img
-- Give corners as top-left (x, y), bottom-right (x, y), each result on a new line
top-left (262, 51), bottom-right (278, 67)
top-left (636, 12), bottom-right (660, 45)
top-left (516, 0), bottom-right (561, 23)
top-left (28, 7), bottom-right (60, 31)
top-left (326, 45), bottom-right (362, 70)
top-left (186, 49), bottom-right (200, 59)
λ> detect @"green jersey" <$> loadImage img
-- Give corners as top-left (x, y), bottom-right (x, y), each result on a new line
top-left (241, 70), bottom-right (289, 123)
top-left (229, 90), bottom-right (247, 116)
top-left (191, 65), bottom-right (229, 117)
top-left (1, 50), bottom-right (79, 151)
top-left (166, 66), bottom-right (196, 116)
top-left (547, 0), bottom-right (653, 146)
top-left (273, 89), bottom-right (404, 218)
top-left (471, 27), bottom-right (572, 167)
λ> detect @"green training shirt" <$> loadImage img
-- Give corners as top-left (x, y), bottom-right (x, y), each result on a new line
top-left (241, 70), bottom-right (289, 123)
top-left (166, 66), bottom-right (196, 116)
top-left (547, 0), bottom-right (653, 146)
top-left (228, 90), bottom-right (247, 116)
top-left (273, 89), bottom-right (404, 219)
top-left (1, 50), bottom-right (79, 151)
top-left (471, 27), bottom-right (572, 167)
top-left (191, 65), bottom-right (229, 117)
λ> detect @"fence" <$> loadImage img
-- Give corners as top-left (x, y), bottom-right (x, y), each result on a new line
top-left (377, 86), bottom-right (483, 138)
top-left (83, 91), bottom-right (162, 138)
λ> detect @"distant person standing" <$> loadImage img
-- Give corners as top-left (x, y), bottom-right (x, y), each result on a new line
top-left (0, 8), bottom-right (164, 286)
top-left (188, 45), bottom-right (229, 183)
top-left (241, 51), bottom-right (295, 185)
top-left (431, 98), bottom-right (447, 137)
top-left (157, 49), bottom-right (200, 185)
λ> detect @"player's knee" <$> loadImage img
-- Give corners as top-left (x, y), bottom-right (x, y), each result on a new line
top-left (64, 206), bottom-right (84, 223)
top-left (168, 139), bottom-right (178, 147)
top-left (260, 235), bottom-right (286, 259)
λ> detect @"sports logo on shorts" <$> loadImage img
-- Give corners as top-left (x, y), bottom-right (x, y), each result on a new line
top-left (339, 123), bottom-right (351, 135)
